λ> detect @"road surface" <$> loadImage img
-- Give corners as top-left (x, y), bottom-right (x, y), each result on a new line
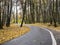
top-left (1, 26), bottom-right (56, 45)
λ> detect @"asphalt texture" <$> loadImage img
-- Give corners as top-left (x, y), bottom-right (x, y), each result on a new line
top-left (48, 29), bottom-right (60, 45)
top-left (1, 26), bottom-right (52, 45)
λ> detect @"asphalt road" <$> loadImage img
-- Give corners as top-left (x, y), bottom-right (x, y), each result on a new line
top-left (2, 26), bottom-right (53, 45)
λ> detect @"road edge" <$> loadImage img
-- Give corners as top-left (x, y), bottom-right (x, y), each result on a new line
top-left (40, 27), bottom-right (57, 45)
top-left (25, 25), bottom-right (57, 45)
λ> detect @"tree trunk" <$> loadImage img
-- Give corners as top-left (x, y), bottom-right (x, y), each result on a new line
top-left (6, 0), bottom-right (12, 27)
top-left (0, 1), bottom-right (3, 29)
top-left (20, 1), bottom-right (26, 27)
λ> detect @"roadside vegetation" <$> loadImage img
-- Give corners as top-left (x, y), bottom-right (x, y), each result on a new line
top-left (0, 0), bottom-right (60, 44)
top-left (0, 24), bottom-right (30, 44)
top-left (29, 23), bottom-right (60, 32)
top-left (20, 0), bottom-right (60, 32)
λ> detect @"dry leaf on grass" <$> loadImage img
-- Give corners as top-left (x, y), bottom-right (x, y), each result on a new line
top-left (0, 24), bottom-right (30, 44)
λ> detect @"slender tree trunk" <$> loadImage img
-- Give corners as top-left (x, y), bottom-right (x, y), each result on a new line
top-left (20, 1), bottom-right (26, 27)
top-left (16, 1), bottom-right (18, 23)
top-left (6, 0), bottom-right (12, 27)
top-left (52, 0), bottom-right (57, 27)
top-left (30, 1), bottom-right (35, 23)
top-left (0, 1), bottom-right (3, 29)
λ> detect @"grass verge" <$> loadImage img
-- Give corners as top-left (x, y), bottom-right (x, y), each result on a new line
top-left (29, 23), bottom-right (60, 32)
top-left (0, 24), bottom-right (30, 44)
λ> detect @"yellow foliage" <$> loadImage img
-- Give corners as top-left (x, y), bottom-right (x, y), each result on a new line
top-left (29, 23), bottom-right (60, 32)
top-left (0, 24), bottom-right (30, 44)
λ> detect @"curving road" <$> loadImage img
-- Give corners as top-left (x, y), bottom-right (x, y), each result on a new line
top-left (1, 26), bottom-right (57, 45)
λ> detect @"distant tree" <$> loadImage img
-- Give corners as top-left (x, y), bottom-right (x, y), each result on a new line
top-left (29, 0), bottom-right (35, 23)
top-left (0, 1), bottom-right (3, 29)
top-left (0, 0), bottom-right (5, 29)
top-left (16, 0), bottom-right (18, 23)
top-left (20, 1), bottom-right (26, 27)
top-left (6, 0), bottom-right (12, 27)
top-left (36, 2), bottom-right (40, 23)
top-left (52, 0), bottom-right (57, 27)
top-left (2, 0), bottom-right (7, 26)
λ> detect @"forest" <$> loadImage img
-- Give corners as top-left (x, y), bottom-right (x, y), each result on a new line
top-left (0, 0), bottom-right (60, 29)
top-left (0, 0), bottom-right (60, 45)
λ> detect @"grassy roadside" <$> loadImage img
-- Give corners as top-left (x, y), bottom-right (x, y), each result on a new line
top-left (29, 23), bottom-right (60, 32)
top-left (0, 24), bottom-right (30, 44)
